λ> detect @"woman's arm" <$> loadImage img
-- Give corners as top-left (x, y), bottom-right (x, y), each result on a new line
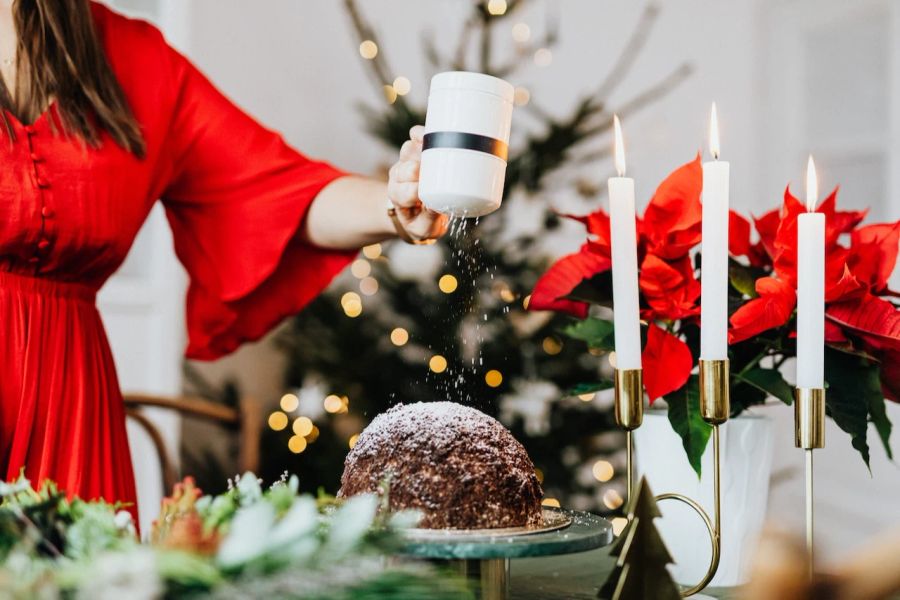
top-left (300, 126), bottom-right (448, 250)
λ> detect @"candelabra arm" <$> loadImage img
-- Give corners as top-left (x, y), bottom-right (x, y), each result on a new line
top-left (614, 362), bottom-right (726, 596)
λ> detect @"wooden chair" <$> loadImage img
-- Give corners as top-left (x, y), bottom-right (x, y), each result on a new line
top-left (123, 393), bottom-right (261, 493)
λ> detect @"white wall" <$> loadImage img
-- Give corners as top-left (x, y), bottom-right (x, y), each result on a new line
top-left (159, 0), bottom-right (899, 563)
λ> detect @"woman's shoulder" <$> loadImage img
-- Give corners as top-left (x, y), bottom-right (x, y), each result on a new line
top-left (90, 2), bottom-right (182, 86)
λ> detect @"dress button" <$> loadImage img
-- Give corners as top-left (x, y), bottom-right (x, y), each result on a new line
top-left (37, 239), bottom-right (50, 250)
top-left (36, 177), bottom-right (50, 188)
top-left (30, 152), bottom-right (43, 162)
top-left (24, 125), bottom-right (35, 135)
top-left (41, 206), bottom-right (54, 218)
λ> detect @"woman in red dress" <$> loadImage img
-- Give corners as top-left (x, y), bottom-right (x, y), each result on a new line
top-left (0, 1), bottom-right (446, 521)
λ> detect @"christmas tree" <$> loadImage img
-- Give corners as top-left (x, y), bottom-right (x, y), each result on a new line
top-left (599, 477), bottom-right (681, 600)
top-left (189, 1), bottom-right (692, 513)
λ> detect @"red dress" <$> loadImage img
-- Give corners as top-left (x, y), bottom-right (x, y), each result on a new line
top-left (0, 4), bottom-right (355, 520)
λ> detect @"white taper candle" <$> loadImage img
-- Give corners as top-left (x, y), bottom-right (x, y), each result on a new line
top-left (797, 156), bottom-right (825, 388)
top-left (609, 116), bottom-right (642, 370)
top-left (700, 103), bottom-right (730, 360)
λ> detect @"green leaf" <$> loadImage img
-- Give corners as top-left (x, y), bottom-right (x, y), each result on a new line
top-left (824, 348), bottom-right (875, 469)
top-left (869, 394), bottom-right (894, 461)
top-left (567, 381), bottom-right (614, 396)
top-left (729, 262), bottom-right (758, 298)
top-left (562, 318), bottom-right (615, 350)
top-left (665, 376), bottom-right (712, 478)
top-left (736, 367), bottom-right (794, 405)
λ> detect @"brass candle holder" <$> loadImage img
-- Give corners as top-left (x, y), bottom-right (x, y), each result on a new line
top-left (615, 358), bottom-right (729, 597)
top-left (795, 387), bottom-right (825, 579)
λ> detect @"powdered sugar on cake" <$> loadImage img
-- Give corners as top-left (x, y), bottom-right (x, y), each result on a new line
top-left (339, 402), bottom-right (544, 529)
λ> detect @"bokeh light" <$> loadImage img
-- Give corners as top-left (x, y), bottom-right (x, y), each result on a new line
top-left (390, 327), bottom-right (409, 346)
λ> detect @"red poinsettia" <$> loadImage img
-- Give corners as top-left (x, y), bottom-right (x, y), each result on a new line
top-left (530, 157), bottom-right (704, 403)
top-left (728, 187), bottom-right (900, 398)
top-left (529, 155), bottom-right (900, 471)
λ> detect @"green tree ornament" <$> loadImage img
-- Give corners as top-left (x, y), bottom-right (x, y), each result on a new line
top-left (599, 477), bottom-right (681, 600)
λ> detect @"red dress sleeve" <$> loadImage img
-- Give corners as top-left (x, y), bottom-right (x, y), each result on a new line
top-left (159, 47), bottom-right (355, 360)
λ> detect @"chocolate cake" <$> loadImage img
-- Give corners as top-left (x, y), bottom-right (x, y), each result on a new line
top-left (339, 402), bottom-right (543, 529)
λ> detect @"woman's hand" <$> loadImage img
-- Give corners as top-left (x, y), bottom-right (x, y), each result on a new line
top-left (387, 125), bottom-right (448, 242)
top-left (300, 126), bottom-right (448, 250)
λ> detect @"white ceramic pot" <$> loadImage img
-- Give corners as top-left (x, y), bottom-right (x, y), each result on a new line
top-left (633, 412), bottom-right (774, 587)
top-left (419, 71), bottom-right (514, 218)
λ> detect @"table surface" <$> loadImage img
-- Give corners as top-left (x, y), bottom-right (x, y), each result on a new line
top-left (509, 547), bottom-right (731, 599)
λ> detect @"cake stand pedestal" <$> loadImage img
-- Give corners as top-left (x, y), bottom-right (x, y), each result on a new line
top-left (399, 508), bottom-right (613, 600)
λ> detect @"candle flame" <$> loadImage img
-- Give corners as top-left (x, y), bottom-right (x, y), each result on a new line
top-left (709, 102), bottom-right (720, 160)
top-left (806, 155), bottom-right (818, 212)
top-left (613, 114), bottom-right (626, 177)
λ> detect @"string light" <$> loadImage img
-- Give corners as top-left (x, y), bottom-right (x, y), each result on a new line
top-left (383, 84), bottom-right (398, 105)
top-left (511, 22), bottom-right (531, 42)
top-left (390, 327), bottom-right (409, 346)
top-left (603, 489), bottom-right (624, 510)
top-left (534, 48), bottom-right (552, 67)
top-left (534, 468), bottom-right (544, 484)
top-left (542, 336), bottom-right (563, 355)
top-left (487, 0), bottom-right (507, 16)
top-left (392, 76), bottom-right (411, 96)
top-left (611, 517), bottom-right (628, 536)
top-left (499, 286), bottom-right (517, 303)
top-left (348, 433), bottom-right (360, 449)
top-left (350, 259), bottom-right (372, 279)
top-left (358, 40), bottom-right (378, 59)
top-left (541, 497), bottom-right (561, 508)
top-left (268, 411), bottom-right (288, 431)
top-left (485, 369), bottom-right (503, 388)
top-left (279, 393), bottom-right (299, 412)
top-left (513, 87), bottom-right (530, 107)
top-left (429, 354), bottom-right (448, 373)
top-left (288, 435), bottom-right (308, 454)
top-left (293, 416), bottom-right (314, 437)
top-left (362, 244), bottom-right (382, 259)
top-left (578, 393), bottom-right (595, 402)
top-left (592, 460), bottom-right (614, 483)
top-left (341, 291), bottom-right (362, 318)
top-left (307, 426), bottom-right (320, 443)
top-left (340, 395), bottom-right (350, 414)
top-left (324, 394), bottom-right (344, 413)
top-left (359, 276), bottom-right (379, 296)
top-left (438, 274), bottom-right (458, 294)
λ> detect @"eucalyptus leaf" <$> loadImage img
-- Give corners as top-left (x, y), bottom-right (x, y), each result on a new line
top-left (665, 376), bottom-right (712, 478)
top-left (323, 494), bottom-right (379, 559)
top-left (736, 367), bottom-right (794, 405)
top-left (216, 502), bottom-right (277, 570)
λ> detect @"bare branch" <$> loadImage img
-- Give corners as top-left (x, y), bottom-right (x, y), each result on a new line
top-left (595, 3), bottom-right (661, 100)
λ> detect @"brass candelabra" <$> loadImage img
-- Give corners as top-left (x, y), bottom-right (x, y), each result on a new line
top-left (615, 359), bottom-right (729, 597)
top-left (795, 386), bottom-right (825, 579)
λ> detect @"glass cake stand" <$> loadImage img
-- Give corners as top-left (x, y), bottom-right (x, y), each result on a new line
top-left (399, 507), bottom-right (614, 600)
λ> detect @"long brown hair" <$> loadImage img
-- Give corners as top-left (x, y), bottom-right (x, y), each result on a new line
top-left (0, 0), bottom-right (145, 157)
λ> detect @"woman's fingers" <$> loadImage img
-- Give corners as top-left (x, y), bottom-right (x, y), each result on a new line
top-left (388, 180), bottom-right (420, 209)
top-left (390, 159), bottom-right (420, 183)
top-left (399, 139), bottom-right (421, 161)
